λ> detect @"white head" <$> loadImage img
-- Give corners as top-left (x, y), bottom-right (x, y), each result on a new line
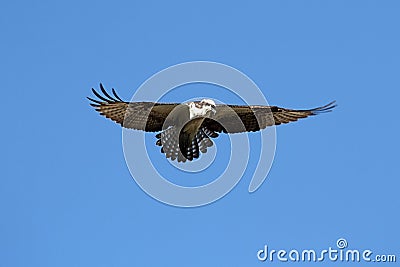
top-left (201, 98), bottom-right (216, 107)
top-left (188, 99), bottom-right (216, 119)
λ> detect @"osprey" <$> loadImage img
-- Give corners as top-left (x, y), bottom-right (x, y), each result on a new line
top-left (88, 84), bottom-right (336, 162)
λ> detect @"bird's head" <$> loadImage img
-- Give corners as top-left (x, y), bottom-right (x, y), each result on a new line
top-left (188, 99), bottom-right (216, 119)
top-left (200, 99), bottom-right (216, 115)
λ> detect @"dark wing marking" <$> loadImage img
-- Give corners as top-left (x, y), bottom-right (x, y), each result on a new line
top-left (87, 84), bottom-right (180, 132)
top-left (204, 101), bottom-right (337, 133)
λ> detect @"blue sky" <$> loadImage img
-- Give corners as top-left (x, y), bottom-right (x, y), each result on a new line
top-left (1, 0), bottom-right (399, 266)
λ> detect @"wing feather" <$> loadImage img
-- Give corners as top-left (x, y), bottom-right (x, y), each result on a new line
top-left (204, 101), bottom-right (336, 133)
top-left (87, 84), bottom-right (180, 132)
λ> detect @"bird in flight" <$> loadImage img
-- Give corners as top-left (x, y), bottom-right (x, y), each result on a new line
top-left (88, 84), bottom-right (336, 162)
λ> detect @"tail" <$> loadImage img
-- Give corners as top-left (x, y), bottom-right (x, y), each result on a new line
top-left (155, 127), bottom-right (216, 162)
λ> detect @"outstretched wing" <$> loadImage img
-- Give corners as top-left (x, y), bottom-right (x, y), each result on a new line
top-left (203, 101), bottom-right (337, 133)
top-left (87, 84), bottom-right (180, 132)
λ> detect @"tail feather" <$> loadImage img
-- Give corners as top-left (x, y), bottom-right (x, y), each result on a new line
top-left (155, 126), bottom-right (217, 162)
